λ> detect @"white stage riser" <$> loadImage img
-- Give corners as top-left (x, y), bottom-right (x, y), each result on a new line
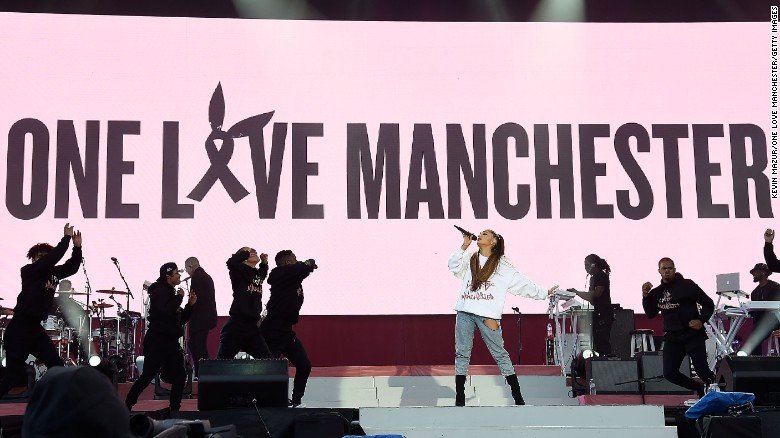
top-left (298, 375), bottom-right (579, 408)
top-left (359, 405), bottom-right (675, 438)
top-left (358, 406), bottom-right (666, 428)
top-left (359, 426), bottom-right (678, 438)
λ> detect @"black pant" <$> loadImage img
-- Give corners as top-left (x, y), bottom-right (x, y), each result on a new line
top-left (187, 328), bottom-right (211, 377)
top-left (217, 317), bottom-right (271, 359)
top-left (0, 317), bottom-right (63, 398)
top-left (592, 313), bottom-right (613, 357)
top-left (263, 328), bottom-right (311, 404)
top-left (663, 334), bottom-right (715, 391)
top-left (126, 332), bottom-right (186, 411)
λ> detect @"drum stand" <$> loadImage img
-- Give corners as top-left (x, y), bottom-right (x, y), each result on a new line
top-left (61, 327), bottom-right (76, 366)
top-left (81, 256), bottom-right (98, 361)
top-left (105, 293), bottom-right (141, 381)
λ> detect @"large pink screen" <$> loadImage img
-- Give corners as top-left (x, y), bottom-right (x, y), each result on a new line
top-left (0, 14), bottom-right (774, 316)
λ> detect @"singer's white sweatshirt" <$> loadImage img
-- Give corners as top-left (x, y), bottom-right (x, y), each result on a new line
top-left (449, 248), bottom-right (548, 319)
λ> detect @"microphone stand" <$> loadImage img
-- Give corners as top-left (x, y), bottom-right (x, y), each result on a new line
top-left (615, 374), bottom-right (664, 406)
top-left (182, 277), bottom-right (192, 369)
top-left (81, 257), bottom-right (94, 361)
top-left (112, 259), bottom-right (135, 314)
top-left (112, 259), bottom-right (135, 380)
top-left (512, 307), bottom-right (522, 365)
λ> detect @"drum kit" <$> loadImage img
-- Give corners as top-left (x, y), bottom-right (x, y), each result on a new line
top-left (0, 287), bottom-right (144, 382)
top-left (87, 288), bottom-right (143, 381)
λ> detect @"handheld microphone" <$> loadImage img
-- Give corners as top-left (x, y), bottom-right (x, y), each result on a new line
top-left (182, 276), bottom-right (191, 282)
top-left (111, 257), bottom-right (118, 263)
top-left (454, 225), bottom-right (477, 241)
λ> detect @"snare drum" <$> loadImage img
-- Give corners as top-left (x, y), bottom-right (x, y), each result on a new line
top-left (42, 315), bottom-right (63, 338)
top-left (91, 329), bottom-right (116, 340)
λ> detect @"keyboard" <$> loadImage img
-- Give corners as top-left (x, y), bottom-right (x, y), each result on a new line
top-left (747, 301), bottom-right (780, 311)
top-left (551, 289), bottom-right (576, 300)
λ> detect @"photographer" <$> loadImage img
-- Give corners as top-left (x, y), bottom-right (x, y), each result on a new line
top-left (262, 250), bottom-right (316, 408)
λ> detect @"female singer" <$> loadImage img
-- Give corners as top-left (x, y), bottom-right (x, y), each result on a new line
top-left (449, 229), bottom-right (557, 406)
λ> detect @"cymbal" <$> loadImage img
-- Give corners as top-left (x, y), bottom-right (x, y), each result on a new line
top-left (92, 303), bottom-right (113, 309)
top-left (57, 290), bottom-right (87, 296)
top-left (95, 289), bottom-right (130, 295)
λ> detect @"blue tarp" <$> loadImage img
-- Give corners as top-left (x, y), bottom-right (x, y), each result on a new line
top-left (684, 391), bottom-right (756, 419)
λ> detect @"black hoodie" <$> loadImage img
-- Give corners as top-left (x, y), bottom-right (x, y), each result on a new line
top-left (643, 272), bottom-right (714, 340)
top-left (15, 235), bottom-right (81, 322)
top-left (263, 262), bottom-right (314, 331)
top-left (765, 241), bottom-right (780, 272)
top-left (226, 249), bottom-right (267, 321)
top-left (146, 278), bottom-right (193, 340)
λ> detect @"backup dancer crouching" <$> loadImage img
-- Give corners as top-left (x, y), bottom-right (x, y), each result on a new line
top-left (0, 224), bottom-right (82, 399)
top-left (262, 250), bottom-right (316, 407)
top-left (217, 247), bottom-right (272, 359)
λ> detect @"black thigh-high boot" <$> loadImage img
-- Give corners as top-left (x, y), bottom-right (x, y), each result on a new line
top-left (505, 374), bottom-right (525, 405)
top-left (455, 375), bottom-right (466, 406)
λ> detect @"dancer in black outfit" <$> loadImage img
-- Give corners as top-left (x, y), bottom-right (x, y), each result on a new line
top-left (0, 223), bottom-right (82, 399)
top-left (642, 257), bottom-right (715, 396)
top-left (126, 263), bottom-right (196, 412)
top-left (263, 250), bottom-right (316, 407)
top-left (217, 247), bottom-right (272, 359)
top-left (184, 256), bottom-right (217, 378)
top-left (568, 254), bottom-right (614, 356)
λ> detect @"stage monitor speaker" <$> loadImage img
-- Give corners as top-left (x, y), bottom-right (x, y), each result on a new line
top-left (609, 309), bottom-right (635, 359)
top-left (294, 412), bottom-right (349, 438)
top-left (586, 357), bottom-right (640, 394)
top-left (715, 356), bottom-right (780, 406)
top-left (637, 351), bottom-right (693, 395)
top-left (198, 359), bottom-right (288, 410)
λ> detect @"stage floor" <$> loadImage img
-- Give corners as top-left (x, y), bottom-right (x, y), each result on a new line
top-left (0, 364), bottom-right (741, 438)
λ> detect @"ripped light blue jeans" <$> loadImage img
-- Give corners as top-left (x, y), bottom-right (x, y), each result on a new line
top-left (455, 311), bottom-right (514, 376)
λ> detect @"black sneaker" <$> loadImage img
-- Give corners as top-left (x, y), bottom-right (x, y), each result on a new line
top-left (288, 399), bottom-right (305, 408)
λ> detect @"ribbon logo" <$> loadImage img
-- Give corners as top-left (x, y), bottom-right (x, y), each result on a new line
top-left (188, 83), bottom-right (274, 202)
